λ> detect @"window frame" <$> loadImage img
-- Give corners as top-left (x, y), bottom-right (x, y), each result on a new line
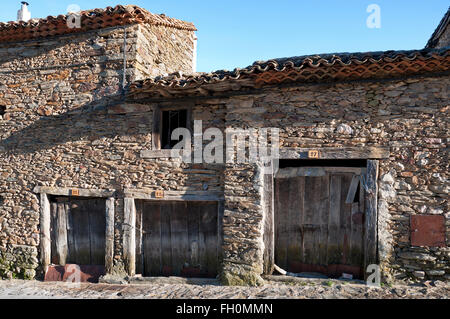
top-left (152, 104), bottom-right (193, 150)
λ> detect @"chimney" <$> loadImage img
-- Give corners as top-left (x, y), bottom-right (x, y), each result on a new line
top-left (17, 2), bottom-right (31, 22)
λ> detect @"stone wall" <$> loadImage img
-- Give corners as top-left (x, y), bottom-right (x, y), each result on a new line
top-left (0, 102), bottom-right (225, 278)
top-left (212, 74), bottom-right (449, 283)
top-left (0, 245), bottom-right (38, 279)
top-left (135, 23), bottom-right (196, 79)
top-left (0, 21), bottom-right (447, 284)
top-left (0, 23), bottom-right (195, 278)
top-left (434, 23), bottom-right (450, 48)
top-left (221, 162), bottom-right (265, 286)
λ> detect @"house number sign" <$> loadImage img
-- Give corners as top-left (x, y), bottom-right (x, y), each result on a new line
top-left (155, 190), bottom-right (165, 198)
top-left (308, 150), bottom-right (320, 159)
top-left (70, 189), bottom-right (80, 196)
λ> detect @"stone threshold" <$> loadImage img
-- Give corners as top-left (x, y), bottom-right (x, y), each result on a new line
top-left (265, 275), bottom-right (367, 286)
top-left (99, 274), bottom-right (220, 286)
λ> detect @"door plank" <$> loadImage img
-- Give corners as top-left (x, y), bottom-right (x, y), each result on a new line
top-left (349, 168), bottom-right (364, 273)
top-left (170, 202), bottom-right (189, 276)
top-left (274, 179), bottom-right (289, 270)
top-left (345, 175), bottom-right (360, 204)
top-left (187, 203), bottom-right (200, 270)
top-left (364, 160), bottom-right (379, 279)
top-left (70, 201), bottom-right (91, 265)
top-left (143, 202), bottom-right (162, 276)
top-left (303, 176), bottom-right (319, 267)
top-left (340, 174), bottom-right (353, 268)
top-left (350, 201), bottom-right (363, 269)
top-left (327, 175), bottom-right (341, 266)
top-left (50, 202), bottom-right (58, 265)
top-left (55, 202), bottom-right (68, 266)
top-left (318, 175), bottom-right (330, 267)
top-left (263, 171), bottom-right (275, 275)
top-left (199, 202), bottom-right (219, 277)
top-left (135, 201), bottom-right (143, 275)
top-left (66, 202), bottom-right (75, 265)
top-left (88, 199), bottom-right (106, 265)
top-left (160, 202), bottom-right (172, 276)
top-left (197, 203), bottom-right (208, 275)
top-left (286, 177), bottom-right (304, 270)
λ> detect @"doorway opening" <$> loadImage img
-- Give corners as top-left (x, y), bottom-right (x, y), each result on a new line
top-left (44, 196), bottom-right (106, 283)
top-left (135, 200), bottom-right (220, 278)
top-left (274, 160), bottom-right (367, 279)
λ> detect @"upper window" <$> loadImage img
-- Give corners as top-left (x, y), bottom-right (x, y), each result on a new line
top-left (161, 109), bottom-right (188, 149)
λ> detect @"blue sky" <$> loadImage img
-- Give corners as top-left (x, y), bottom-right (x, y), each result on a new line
top-left (1, 1), bottom-right (448, 72)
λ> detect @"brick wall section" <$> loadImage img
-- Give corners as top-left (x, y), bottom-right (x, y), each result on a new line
top-left (0, 23), bottom-right (195, 279)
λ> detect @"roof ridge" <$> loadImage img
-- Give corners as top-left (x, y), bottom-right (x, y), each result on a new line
top-left (0, 4), bottom-right (196, 43)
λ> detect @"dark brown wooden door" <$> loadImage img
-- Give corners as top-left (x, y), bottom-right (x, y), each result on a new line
top-left (275, 167), bottom-right (366, 279)
top-left (135, 201), bottom-right (219, 278)
top-left (50, 197), bottom-right (106, 266)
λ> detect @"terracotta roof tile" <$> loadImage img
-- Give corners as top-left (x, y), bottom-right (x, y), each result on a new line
top-left (0, 5), bottom-right (196, 43)
top-left (128, 47), bottom-right (450, 96)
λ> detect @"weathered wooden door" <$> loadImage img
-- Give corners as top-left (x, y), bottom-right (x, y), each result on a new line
top-left (275, 167), bottom-right (366, 278)
top-left (135, 201), bottom-right (219, 278)
top-left (50, 197), bottom-right (106, 266)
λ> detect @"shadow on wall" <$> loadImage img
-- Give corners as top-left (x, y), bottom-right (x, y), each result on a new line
top-left (0, 29), bottom-right (138, 155)
top-left (0, 30), bottom-right (122, 69)
top-left (0, 95), bottom-right (140, 155)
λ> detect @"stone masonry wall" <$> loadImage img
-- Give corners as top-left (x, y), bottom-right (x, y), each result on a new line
top-left (213, 74), bottom-right (449, 284)
top-left (434, 23), bottom-right (450, 48)
top-left (134, 23), bottom-right (196, 79)
top-left (221, 162), bottom-right (265, 286)
top-left (0, 23), bottom-right (195, 279)
top-left (0, 21), bottom-right (448, 284)
top-left (0, 100), bottom-right (224, 279)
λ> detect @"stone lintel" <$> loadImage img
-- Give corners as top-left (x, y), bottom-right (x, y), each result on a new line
top-left (140, 149), bottom-right (183, 159)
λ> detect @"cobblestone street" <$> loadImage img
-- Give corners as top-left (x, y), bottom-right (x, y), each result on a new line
top-left (0, 278), bottom-right (448, 299)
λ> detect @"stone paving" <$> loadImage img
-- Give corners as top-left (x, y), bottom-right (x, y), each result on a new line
top-left (0, 277), bottom-right (448, 299)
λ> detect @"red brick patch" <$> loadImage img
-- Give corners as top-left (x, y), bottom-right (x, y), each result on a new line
top-left (411, 215), bottom-right (445, 247)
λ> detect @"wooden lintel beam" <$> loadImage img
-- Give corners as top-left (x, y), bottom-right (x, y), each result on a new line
top-left (123, 189), bottom-right (224, 201)
top-left (34, 186), bottom-right (115, 198)
top-left (279, 147), bottom-right (390, 160)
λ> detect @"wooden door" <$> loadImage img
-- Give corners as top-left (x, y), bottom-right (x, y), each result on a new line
top-left (135, 201), bottom-right (219, 278)
top-left (275, 167), bottom-right (366, 278)
top-left (50, 197), bottom-right (106, 266)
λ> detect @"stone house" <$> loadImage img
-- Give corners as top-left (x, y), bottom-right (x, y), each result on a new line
top-left (0, 5), bottom-right (448, 285)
